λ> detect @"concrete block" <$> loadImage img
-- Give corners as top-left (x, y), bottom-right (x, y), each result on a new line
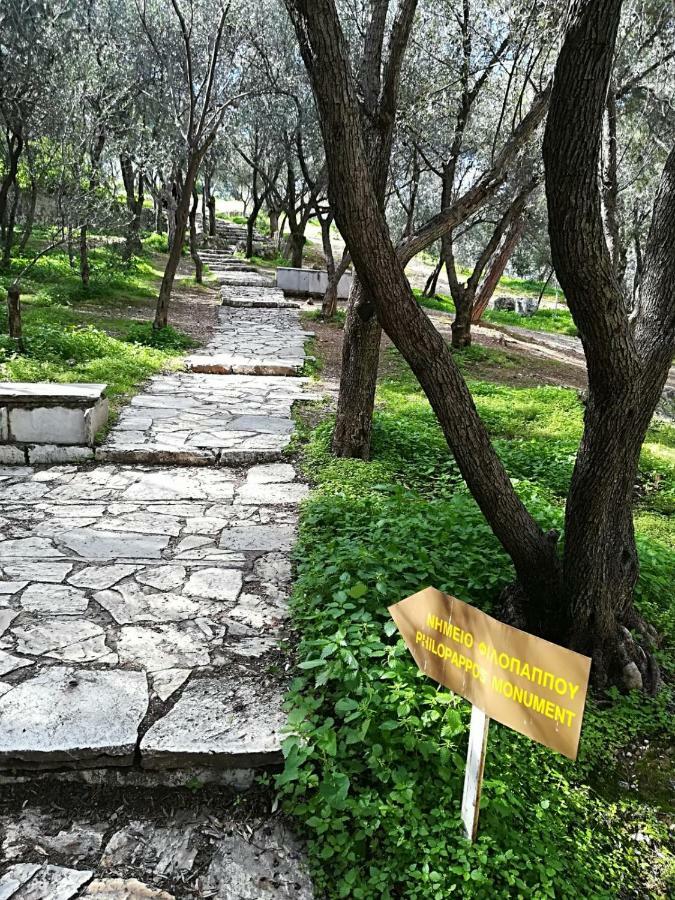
top-left (276, 267), bottom-right (352, 299)
top-left (9, 406), bottom-right (87, 444)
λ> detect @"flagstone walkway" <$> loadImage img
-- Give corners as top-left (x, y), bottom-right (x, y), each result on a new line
top-left (0, 263), bottom-right (315, 898)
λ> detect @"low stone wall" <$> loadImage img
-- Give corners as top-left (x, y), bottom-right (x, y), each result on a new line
top-left (0, 382), bottom-right (109, 464)
top-left (277, 267), bottom-right (352, 299)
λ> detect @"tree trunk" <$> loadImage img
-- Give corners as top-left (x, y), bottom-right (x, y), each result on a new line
top-left (471, 217), bottom-right (526, 324)
top-left (79, 226), bottom-right (89, 288)
top-left (285, 0), bottom-right (564, 620)
top-left (542, 0), bottom-right (675, 689)
top-left (288, 229), bottom-right (305, 268)
top-left (189, 186), bottom-right (202, 284)
top-left (423, 259), bottom-right (443, 297)
top-left (7, 283), bottom-right (22, 342)
top-left (208, 195), bottom-right (216, 237)
top-left (451, 288), bottom-right (474, 348)
top-left (18, 179), bottom-right (37, 254)
top-left (331, 276), bottom-right (383, 459)
top-left (268, 206), bottom-right (280, 243)
top-left (1, 183), bottom-right (19, 269)
top-left (154, 196), bottom-right (164, 234)
top-left (0, 130), bottom-right (23, 239)
top-left (154, 156), bottom-right (199, 330)
top-left (166, 178), bottom-right (179, 250)
top-left (67, 225), bottom-right (75, 268)
top-left (322, 250), bottom-right (350, 319)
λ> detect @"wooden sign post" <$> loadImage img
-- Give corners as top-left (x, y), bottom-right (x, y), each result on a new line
top-left (460, 706), bottom-right (490, 841)
top-left (388, 587), bottom-right (592, 841)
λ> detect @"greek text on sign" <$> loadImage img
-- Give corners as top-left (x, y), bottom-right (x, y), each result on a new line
top-left (388, 587), bottom-right (591, 759)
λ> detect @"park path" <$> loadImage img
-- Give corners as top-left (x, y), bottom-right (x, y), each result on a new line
top-left (0, 251), bottom-right (315, 898)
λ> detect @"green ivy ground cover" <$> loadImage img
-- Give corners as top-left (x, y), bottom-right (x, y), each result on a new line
top-left (279, 347), bottom-right (675, 899)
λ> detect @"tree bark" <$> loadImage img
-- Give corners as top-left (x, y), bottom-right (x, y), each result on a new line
top-left (208, 194), bottom-right (216, 236)
top-left (287, 229), bottom-right (305, 268)
top-left (0, 129), bottom-right (23, 240)
top-left (1, 182), bottom-right (19, 269)
top-left (7, 283), bottom-right (22, 342)
top-left (284, 0), bottom-right (566, 628)
top-left (18, 178), bottom-right (37, 254)
top-left (189, 185), bottom-right (202, 284)
top-left (543, 0), bottom-right (675, 689)
top-left (79, 226), bottom-right (90, 288)
top-left (471, 217), bottom-right (526, 324)
top-left (331, 277), bottom-right (383, 458)
top-left (330, 1), bottom-right (418, 458)
top-left (154, 155), bottom-right (199, 330)
top-left (121, 154), bottom-right (144, 260)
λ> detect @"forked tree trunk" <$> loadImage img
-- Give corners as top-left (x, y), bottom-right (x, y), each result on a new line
top-left (471, 218), bottom-right (526, 324)
top-left (423, 259), bottom-right (443, 297)
top-left (189, 186), bottom-right (202, 284)
top-left (285, 0), bottom-right (675, 690)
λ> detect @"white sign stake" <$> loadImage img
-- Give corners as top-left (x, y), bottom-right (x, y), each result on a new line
top-left (461, 705), bottom-right (490, 841)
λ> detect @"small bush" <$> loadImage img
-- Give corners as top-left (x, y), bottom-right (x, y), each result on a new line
top-left (124, 322), bottom-right (195, 350)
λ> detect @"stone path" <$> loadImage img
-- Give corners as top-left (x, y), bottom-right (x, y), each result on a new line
top-left (0, 267), bottom-right (315, 896)
top-left (98, 374), bottom-right (309, 465)
top-left (186, 308), bottom-right (310, 376)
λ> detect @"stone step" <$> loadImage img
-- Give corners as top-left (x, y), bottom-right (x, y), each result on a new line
top-left (221, 286), bottom-right (299, 310)
top-left (0, 784), bottom-right (314, 898)
top-left (217, 273), bottom-right (276, 289)
top-left (96, 373), bottom-right (311, 466)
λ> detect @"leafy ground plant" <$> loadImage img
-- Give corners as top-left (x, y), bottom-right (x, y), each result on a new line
top-left (278, 350), bottom-right (675, 899)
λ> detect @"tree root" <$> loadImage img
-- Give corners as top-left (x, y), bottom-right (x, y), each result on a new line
top-left (497, 581), bottom-right (662, 695)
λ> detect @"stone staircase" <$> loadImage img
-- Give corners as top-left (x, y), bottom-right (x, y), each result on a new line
top-left (0, 271), bottom-right (316, 896)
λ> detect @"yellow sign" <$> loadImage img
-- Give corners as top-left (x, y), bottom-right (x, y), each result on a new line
top-left (388, 587), bottom-right (591, 760)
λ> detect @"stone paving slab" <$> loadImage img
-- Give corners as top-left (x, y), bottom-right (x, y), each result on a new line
top-left (97, 374), bottom-right (311, 466)
top-left (0, 463), bottom-right (307, 771)
top-left (186, 308), bottom-right (310, 376)
top-left (220, 285), bottom-right (299, 309)
top-left (0, 805), bottom-right (314, 899)
top-left (217, 271), bottom-right (276, 289)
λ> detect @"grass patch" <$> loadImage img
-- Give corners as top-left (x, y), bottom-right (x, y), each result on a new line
top-left (0, 240), bottom-right (193, 416)
top-left (279, 350), bottom-right (675, 898)
top-left (412, 287), bottom-right (578, 337)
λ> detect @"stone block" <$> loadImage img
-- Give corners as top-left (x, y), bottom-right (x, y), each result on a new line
top-left (0, 667), bottom-right (148, 768)
top-left (27, 444), bottom-right (95, 464)
top-left (0, 444), bottom-right (26, 464)
top-left (9, 406), bottom-right (87, 445)
top-left (0, 381), bottom-right (108, 448)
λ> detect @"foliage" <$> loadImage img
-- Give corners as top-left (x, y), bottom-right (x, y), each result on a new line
top-left (124, 322), bottom-right (196, 350)
top-left (0, 242), bottom-right (189, 411)
top-left (279, 357), bottom-right (675, 899)
top-left (412, 288), bottom-right (578, 336)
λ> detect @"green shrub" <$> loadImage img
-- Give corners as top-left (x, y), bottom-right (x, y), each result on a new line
top-left (124, 321), bottom-right (195, 350)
